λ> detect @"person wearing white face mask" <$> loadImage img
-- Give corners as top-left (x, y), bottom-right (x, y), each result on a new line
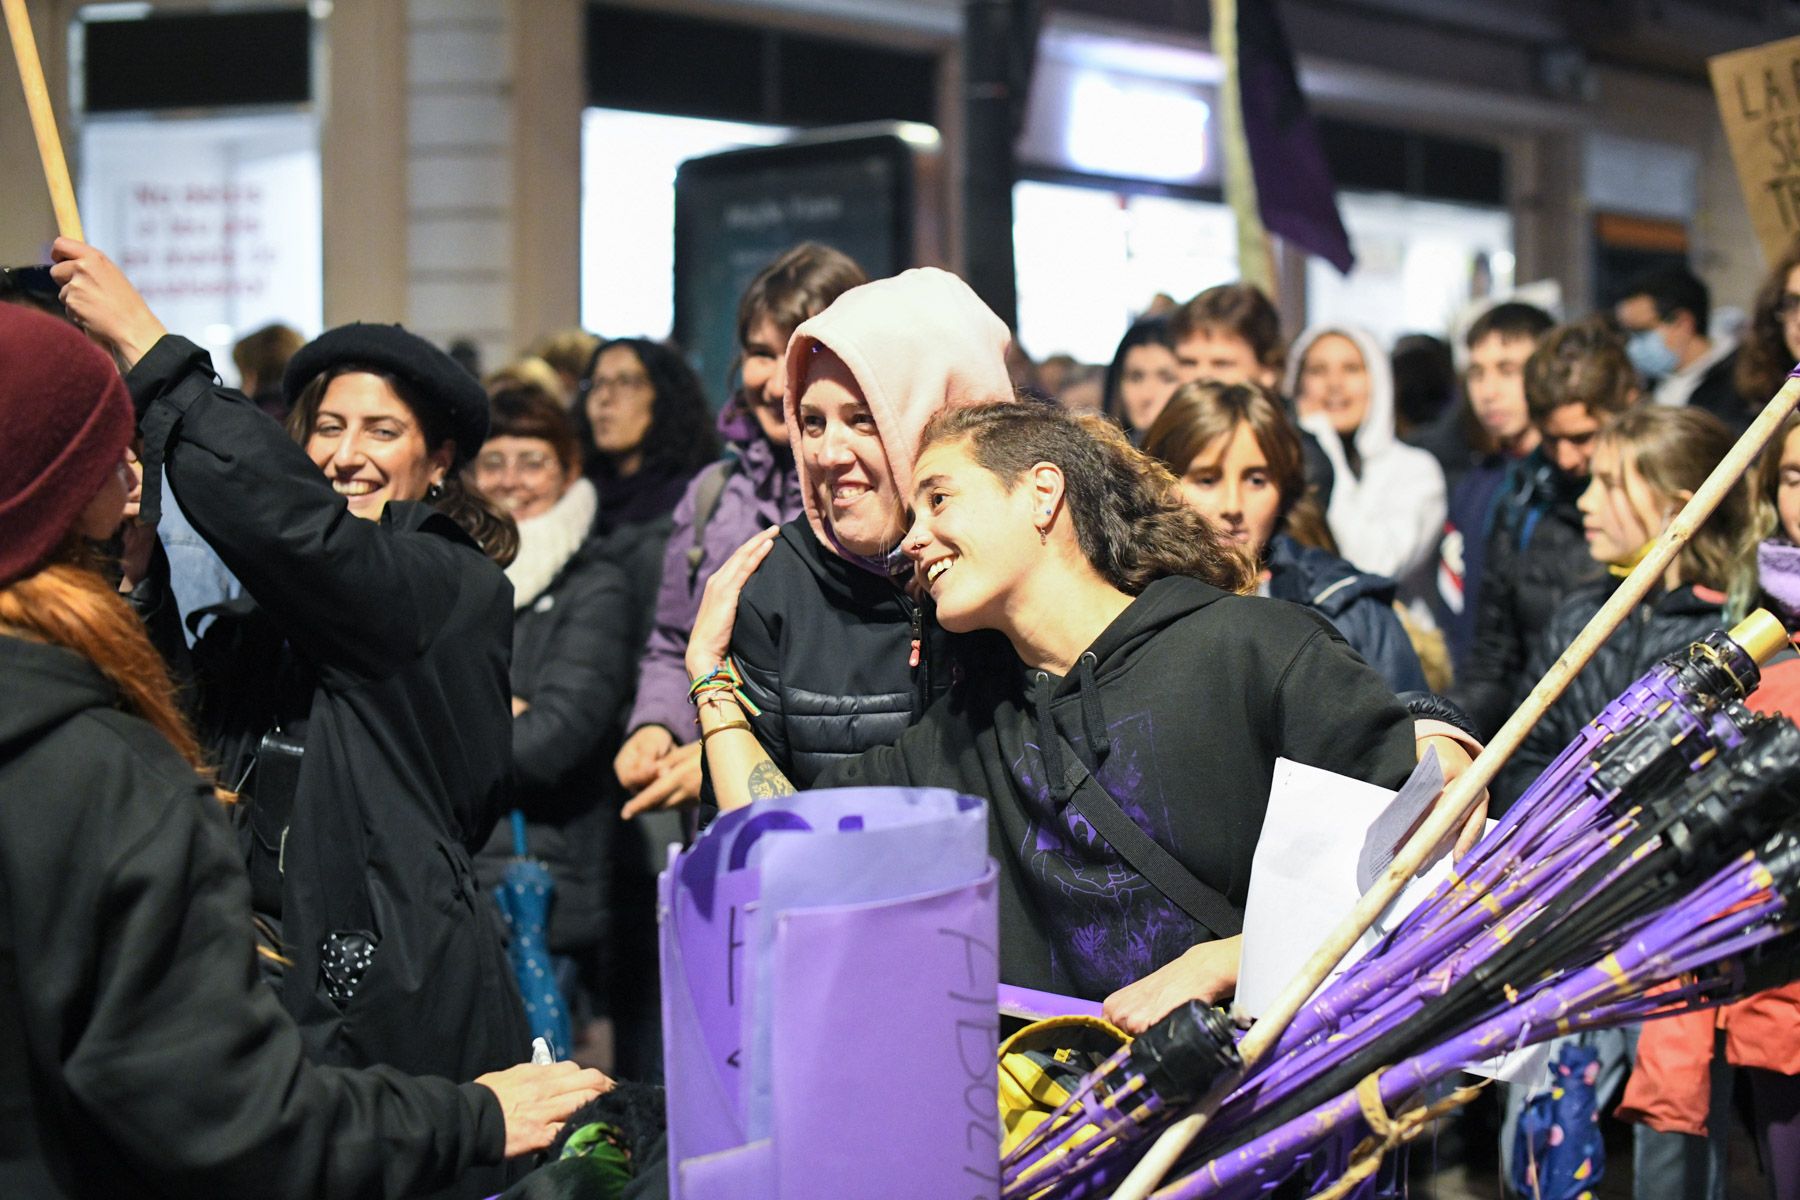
top-left (1614, 263), bottom-right (1754, 433)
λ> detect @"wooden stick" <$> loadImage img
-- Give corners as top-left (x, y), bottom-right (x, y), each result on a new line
top-left (1114, 373), bottom-right (1800, 1200)
top-left (4, 0), bottom-right (83, 240)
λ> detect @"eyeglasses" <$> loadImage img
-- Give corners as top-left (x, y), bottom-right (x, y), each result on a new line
top-left (1777, 293), bottom-right (1800, 322)
top-left (588, 371), bottom-right (651, 396)
top-left (474, 450), bottom-right (558, 477)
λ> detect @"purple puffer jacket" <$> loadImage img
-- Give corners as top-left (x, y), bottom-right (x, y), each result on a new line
top-left (625, 397), bottom-right (802, 742)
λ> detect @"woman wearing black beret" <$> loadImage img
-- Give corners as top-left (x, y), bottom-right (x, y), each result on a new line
top-left (52, 239), bottom-right (531, 1200)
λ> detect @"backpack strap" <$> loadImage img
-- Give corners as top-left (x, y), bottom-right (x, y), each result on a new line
top-left (686, 456), bottom-right (740, 586)
top-left (1057, 752), bottom-right (1244, 940)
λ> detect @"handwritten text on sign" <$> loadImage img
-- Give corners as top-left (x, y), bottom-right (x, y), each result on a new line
top-left (1711, 36), bottom-right (1800, 262)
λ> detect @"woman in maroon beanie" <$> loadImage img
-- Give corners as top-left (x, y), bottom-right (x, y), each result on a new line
top-left (0, 302), bottom-right (609, 1199)
top-left (49, 237), bottom-right (542, 1199)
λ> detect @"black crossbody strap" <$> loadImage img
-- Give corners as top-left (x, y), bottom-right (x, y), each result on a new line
top-left (1059, 754), bottom-right (1243, 939)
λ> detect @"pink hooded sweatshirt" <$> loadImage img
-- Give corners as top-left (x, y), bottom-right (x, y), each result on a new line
top-left (782, 267), bottom-right (1013, 568)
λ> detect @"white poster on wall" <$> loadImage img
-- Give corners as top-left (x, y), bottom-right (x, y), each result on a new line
top-left (81, 110), bottom-right (322, 385)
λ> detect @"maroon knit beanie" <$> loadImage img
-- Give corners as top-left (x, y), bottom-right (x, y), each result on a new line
top-left (0, 305), bottom-right (134, 586)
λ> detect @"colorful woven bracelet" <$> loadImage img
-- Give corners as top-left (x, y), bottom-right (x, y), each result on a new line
top-left (687, 658), bottom-right (762, 716)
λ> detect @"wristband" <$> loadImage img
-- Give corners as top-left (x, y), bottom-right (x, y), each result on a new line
top-left (688, 657), bottom-right (763, 715)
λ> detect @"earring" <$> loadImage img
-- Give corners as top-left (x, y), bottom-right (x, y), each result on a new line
top-left (1039, 509), bottom-right (1051, 545)
top-left (426, 480), bottom-right (445, 501)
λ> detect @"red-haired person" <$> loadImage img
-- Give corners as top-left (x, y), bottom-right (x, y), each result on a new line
top-left (0, 303), bottom-right (608, 1199)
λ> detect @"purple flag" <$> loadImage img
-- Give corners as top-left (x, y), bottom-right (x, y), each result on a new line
top-left (1238, 0), bottom-right (1355, 273)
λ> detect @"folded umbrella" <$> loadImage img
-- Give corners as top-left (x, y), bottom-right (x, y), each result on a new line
top-left (494, 809), bottom-right (573, 1057)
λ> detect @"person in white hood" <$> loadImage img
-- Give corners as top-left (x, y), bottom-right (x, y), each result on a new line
top-left (1285, 325), bottom-right (1446, 613)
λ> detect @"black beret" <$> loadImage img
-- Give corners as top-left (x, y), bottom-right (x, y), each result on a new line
top-left (283, 323), bottom-right (488, 464)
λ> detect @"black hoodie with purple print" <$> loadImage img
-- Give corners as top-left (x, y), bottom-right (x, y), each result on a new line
top-left (816, 574), bottom-right (1418, 1001)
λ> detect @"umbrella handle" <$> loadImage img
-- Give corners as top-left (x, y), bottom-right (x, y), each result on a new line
top-left (510, 809), bottom-right (529, 858)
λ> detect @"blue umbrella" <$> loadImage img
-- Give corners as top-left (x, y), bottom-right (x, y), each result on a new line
top-left (1510, 1042), bottom-right (1607, 1200)
top-left (494, 810), bottom-right (573, 1056)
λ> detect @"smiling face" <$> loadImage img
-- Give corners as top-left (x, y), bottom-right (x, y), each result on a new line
top-left (1175, 421), bottom-right (1282, 556)
top-left (1296, 333), bottom-right (1371, 436)
top-left (1466, 331), bottom-right (1538, 450)
top-left (303, 372), bottom-right (451, 520)
top-left (796, 349), bottom-right (905, 557)
top-left (1118, 343), bottom-right (1181, 433)
top-left (905, 437), bottom-right (1045, 633)
top-left (473, 434), bottom-right (570, 521)
top-left (740, 315), bottom-right (793, 445)
top-left (1578, 438), bottom-right (1667, 567)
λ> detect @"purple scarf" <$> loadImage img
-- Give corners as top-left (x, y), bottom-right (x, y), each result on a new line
top-left (1758, 537), bottom-right (1800, 621)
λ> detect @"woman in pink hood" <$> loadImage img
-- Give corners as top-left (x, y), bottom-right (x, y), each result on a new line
top-left (708, 267), bottom-right (1014, 787)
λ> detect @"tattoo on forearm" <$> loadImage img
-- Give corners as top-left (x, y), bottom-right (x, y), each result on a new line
top-left (747, 761), bottom-right (796, 800)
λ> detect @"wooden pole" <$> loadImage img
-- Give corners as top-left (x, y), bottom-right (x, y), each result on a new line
top-left (4, 0), bottom-right (83, 240)
top-left (1114, 373), bottom-right (1800, 1199)
top-left (1213, 0), bottom-right (1276, 298)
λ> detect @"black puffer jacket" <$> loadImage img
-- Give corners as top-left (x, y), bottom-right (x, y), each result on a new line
top-left (1453, 450), bottom-right (1606, 739)
top-left (126, 337), bottom-right (529, 1187)
top-left (730, 516), bottom-right (954, 786)
top-left (0, 634), bottom-right (504, 1199)
top-left (1494, 578), bottom-right (1727, 811)
top-left (475, 535), bottom-right (635, 955)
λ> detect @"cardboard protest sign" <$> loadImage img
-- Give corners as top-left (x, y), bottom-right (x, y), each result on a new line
top-left (1711, 35), bottom-right (1800, 263)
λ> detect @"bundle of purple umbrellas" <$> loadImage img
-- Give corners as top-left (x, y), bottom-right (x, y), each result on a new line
top-left (1001, 619), bottom-right (1800, 1200)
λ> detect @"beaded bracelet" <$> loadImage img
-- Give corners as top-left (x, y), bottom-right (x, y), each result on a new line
top-left (688, 657), bottom-right (763, 716)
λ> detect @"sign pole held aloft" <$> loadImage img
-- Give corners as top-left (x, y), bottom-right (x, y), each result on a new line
top-left (4, 0), bottom-right (83, 240)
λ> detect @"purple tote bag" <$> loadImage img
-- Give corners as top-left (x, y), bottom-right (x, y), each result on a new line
top-left (659, 787), bottom-right (1001, 1200)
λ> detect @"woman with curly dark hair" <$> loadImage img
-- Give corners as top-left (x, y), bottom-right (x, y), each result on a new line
top-left (1734, 237), bottom-right (1800, 411)
top-left (576, 337), bottom-right (721, 538)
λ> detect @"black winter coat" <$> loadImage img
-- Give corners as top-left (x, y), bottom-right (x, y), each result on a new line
top-left (817, 577), bottom-right (1418, 1000)
top-left (1452, 451), bottom-right (1605, 739)
top-left (1494, 579), bottom-right (1727, 810)
top-left (127, 338), bottom-right (530, 1139)
top-left (1264, 533), bottom-right (1428, 693)
top-left (475, 540), bottom-right (636, 953)
top-left (0, 635), bottom-right (505, 1199)
top-left (730, 517), bottom-right (954, 786)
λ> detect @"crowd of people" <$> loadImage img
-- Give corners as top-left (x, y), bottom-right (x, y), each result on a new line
top-left (3, 225), bottom-right (1800, 1200)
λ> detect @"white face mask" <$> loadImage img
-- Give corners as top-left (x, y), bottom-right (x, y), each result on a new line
top-left (1626, 328), bottom-right (1679, 380)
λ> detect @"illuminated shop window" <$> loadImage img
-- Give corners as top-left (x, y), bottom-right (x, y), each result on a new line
top-left (580, 108), bottom-right (789, 342)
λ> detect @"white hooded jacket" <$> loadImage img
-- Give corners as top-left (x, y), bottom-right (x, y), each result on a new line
top-left (1284, 325), bottom-right (1446, 611)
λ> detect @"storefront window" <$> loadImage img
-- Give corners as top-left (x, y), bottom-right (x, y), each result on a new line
top-left (1306, 192), bottom-right (1514, 348)
top-left (79, 110), bottom-right (322, 385)
top-left (1012, 179), bottom-right (1237, 364)
top-left (580, 108), bottom-right (789, 341)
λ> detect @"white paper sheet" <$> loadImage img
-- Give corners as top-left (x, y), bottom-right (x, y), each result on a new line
top-left (1235, 753), bottom-right (1452, 1021)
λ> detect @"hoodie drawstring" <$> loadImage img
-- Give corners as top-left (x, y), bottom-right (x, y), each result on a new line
top-left (1076, 652), bottom-right (1108, 772)
top-left (1033, 670), bottom-right (1065, 803)
top-left (1035, 652), bottom-right (1110, 804)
